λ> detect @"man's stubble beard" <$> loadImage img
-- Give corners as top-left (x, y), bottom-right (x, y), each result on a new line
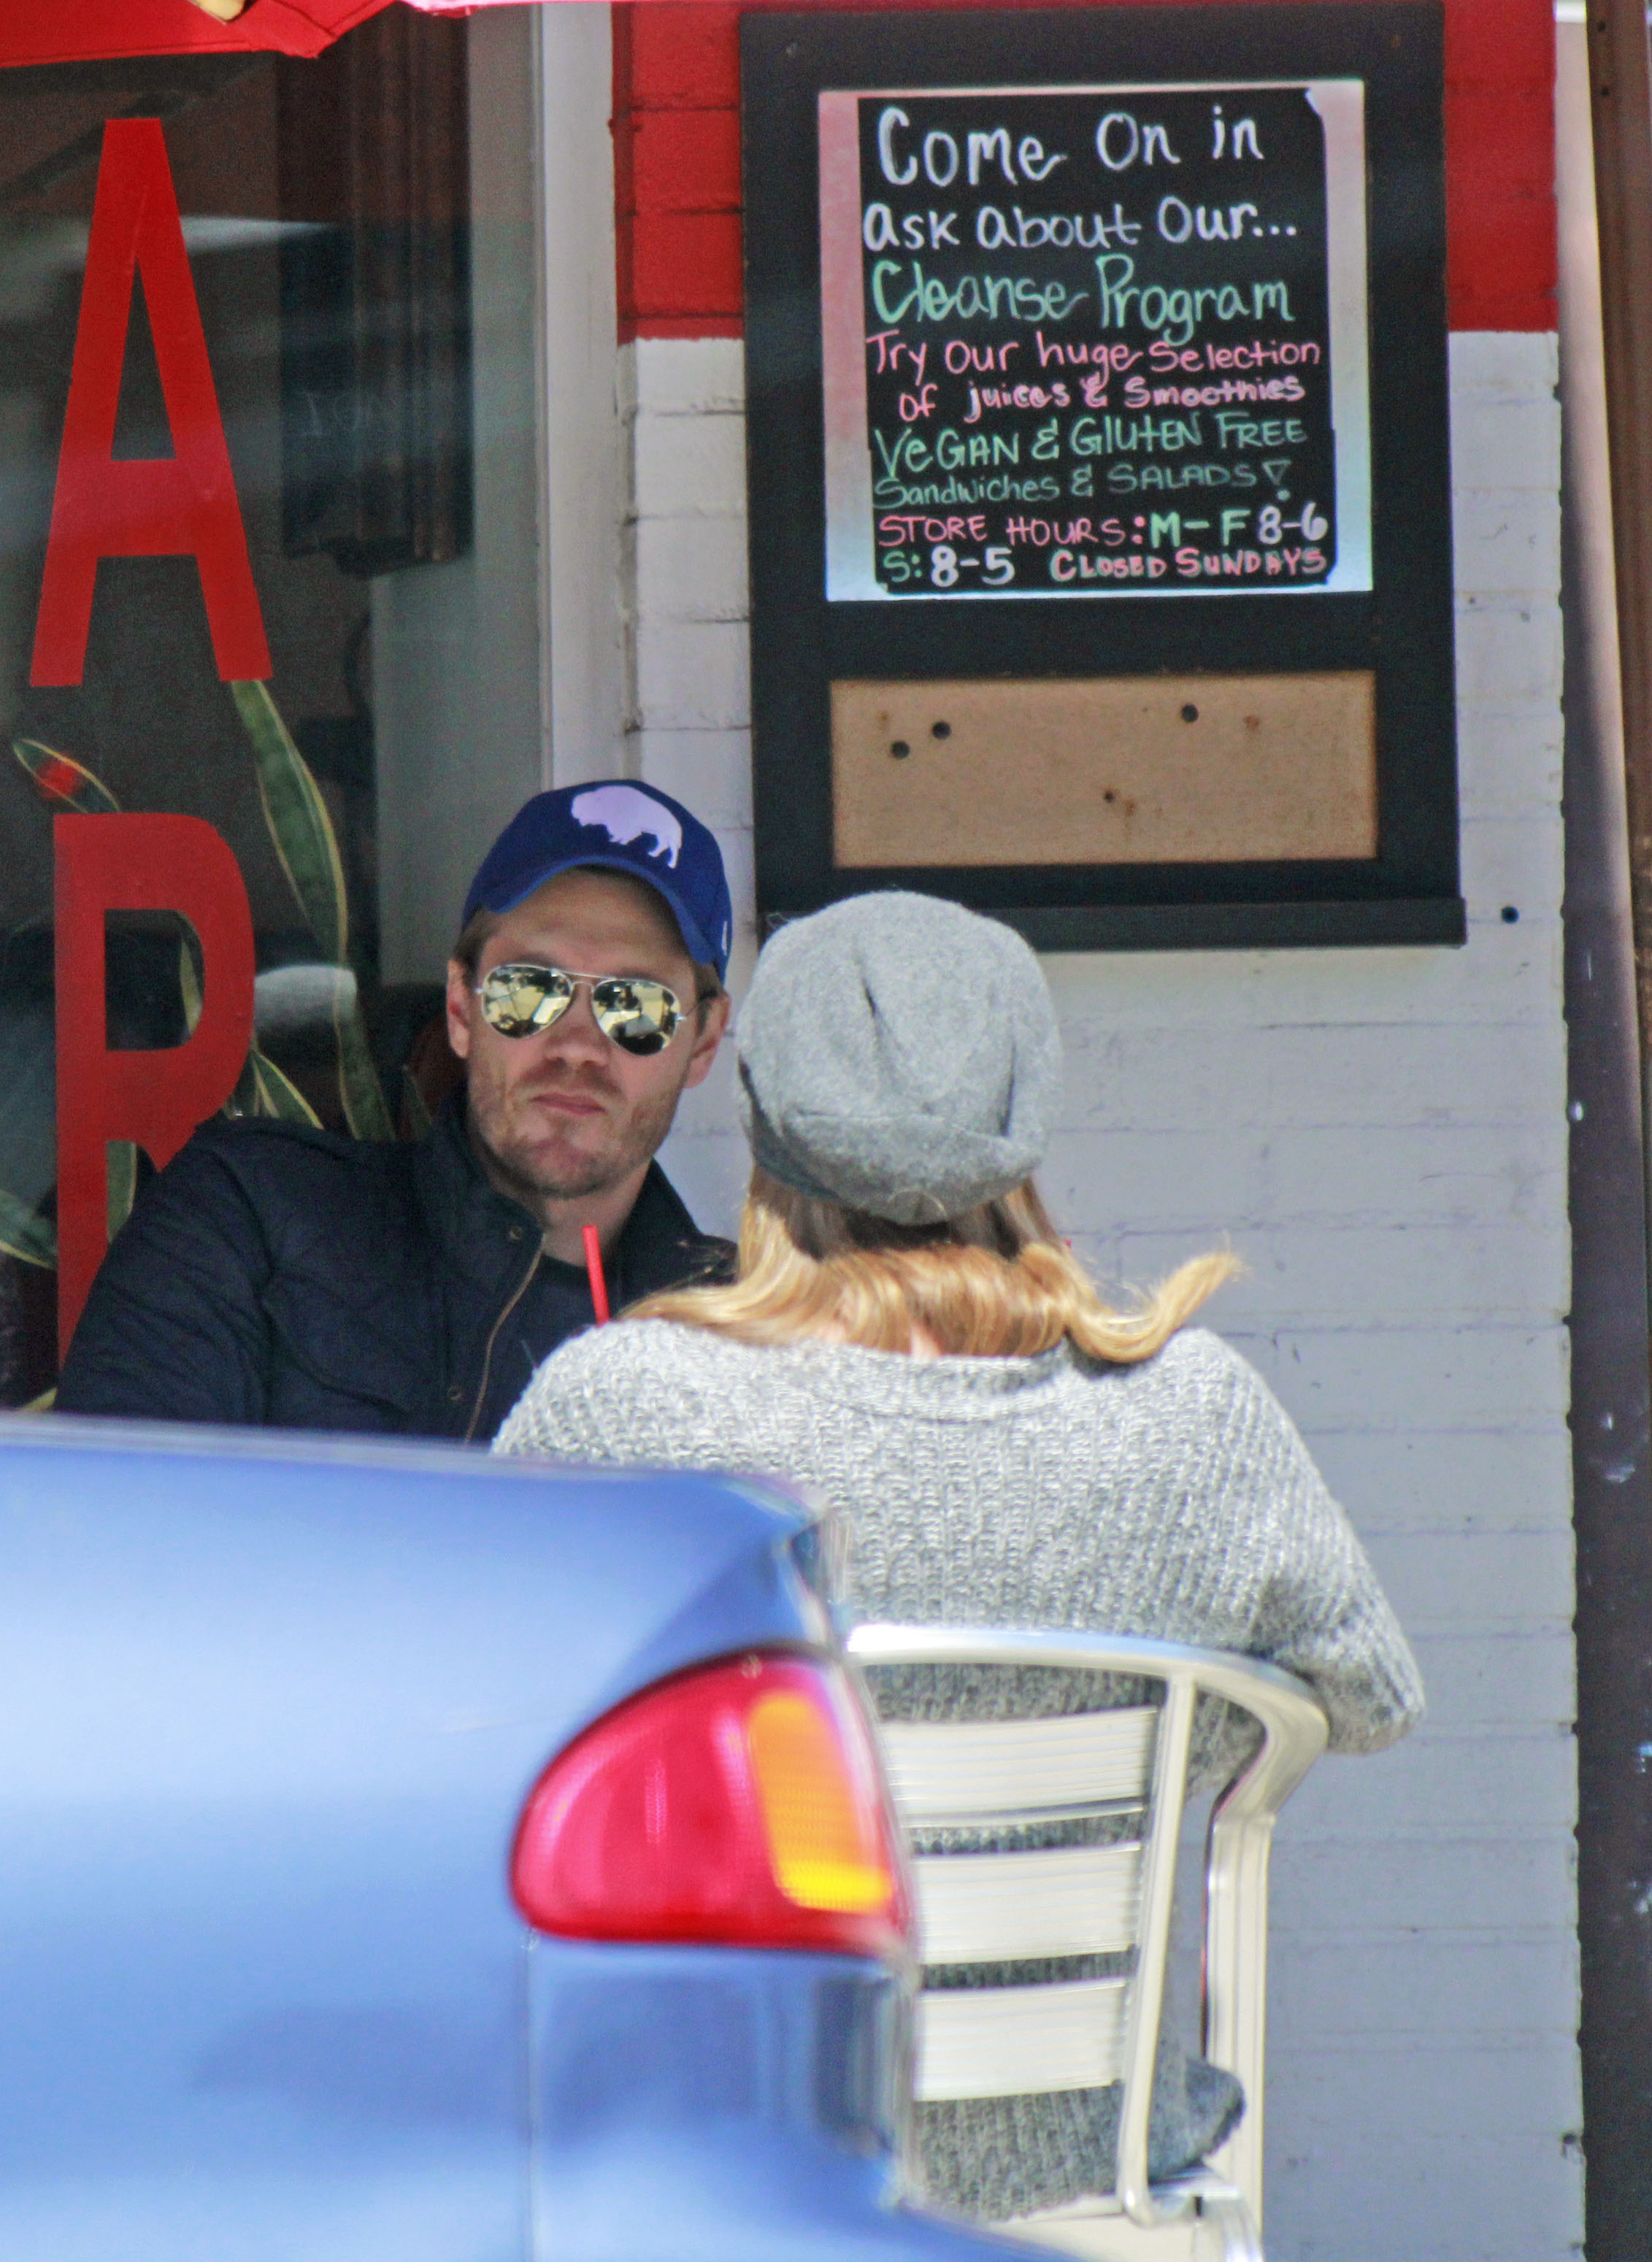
top-left (469, 1069), bottom-right (686, 1210)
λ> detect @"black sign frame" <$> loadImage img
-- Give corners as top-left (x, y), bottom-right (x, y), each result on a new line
top-left (742, 2), bottom-right (1460, 950)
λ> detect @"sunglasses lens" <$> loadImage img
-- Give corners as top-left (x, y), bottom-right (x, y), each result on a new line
top-left (479, 965), bottom-right (573, 1038)
top-left (591, 978), bottom-right (681, 1055)
top-left (477, 966), bottom-right (681, 1052)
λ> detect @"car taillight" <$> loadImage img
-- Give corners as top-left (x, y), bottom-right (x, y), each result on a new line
top-left (510, 1652), bottom-right (911, 1959)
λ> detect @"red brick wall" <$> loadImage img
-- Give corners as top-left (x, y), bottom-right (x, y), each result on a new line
top-left (612, 0), bottom-right (1556, 339)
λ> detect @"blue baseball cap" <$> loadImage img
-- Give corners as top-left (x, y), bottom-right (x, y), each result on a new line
top-left (461, 781), bottom-right (734, 980)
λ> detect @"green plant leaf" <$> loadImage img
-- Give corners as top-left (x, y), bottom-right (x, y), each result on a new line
top-left (231, 681), bottom-right (393, 1143)
top-left (334, 999), bottom-right (395, 1142)
top-left (178, 930), bottom-right (202, 1036)
top-left (251, 1048), bottom-right (322, 1126)
top-left (225, 1047), bottom-right (323, 1127)
top-left (106, 1140), bottom-right (137, 1241)
top-left (225, 1054), bottom-right (257, 1119)
top-left (12, 738), bottom-right (120, 813)
top-left (229, 682), bottom-right (347, 963)
top-left (400, 1065), bottom-right (434, 1139)
top-left (0, 1185), bottom-right (55, 1269)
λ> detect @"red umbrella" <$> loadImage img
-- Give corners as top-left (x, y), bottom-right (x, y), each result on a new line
top-left (0, 0), bottom-right (717, 69)
top-left (0, 0), bottom-right (399, 69)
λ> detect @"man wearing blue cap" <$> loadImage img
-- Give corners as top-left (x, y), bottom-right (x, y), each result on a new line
top-left (58, 782), bottom-right (735, 1439)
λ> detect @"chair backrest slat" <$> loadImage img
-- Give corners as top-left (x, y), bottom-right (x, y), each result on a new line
top-left (849, 1624), bottom-right (1329, 2236)
top-left (879, 1707), bottom-right (1159, 1822)
top-left (915, 1842), bottom-right (1142, 1964)
top-left (918, 1977), bottom-right (1129, 2101)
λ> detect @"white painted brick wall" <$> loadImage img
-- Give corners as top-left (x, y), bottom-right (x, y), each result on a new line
top-left (626, 326), bottom-right (1578, 2262)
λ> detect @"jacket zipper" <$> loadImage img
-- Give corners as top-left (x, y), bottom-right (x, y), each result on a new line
top-left (464, 1246), bottom-right (542, 1444)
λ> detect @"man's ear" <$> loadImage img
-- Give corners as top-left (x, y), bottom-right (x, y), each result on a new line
top-left (445, 958), bottom-right (474, 1061)
top-left (683, 991), bottom-right (731, 1090)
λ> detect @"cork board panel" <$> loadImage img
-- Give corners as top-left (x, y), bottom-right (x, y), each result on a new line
top-left (831, 673), bottom-right (1378, 868)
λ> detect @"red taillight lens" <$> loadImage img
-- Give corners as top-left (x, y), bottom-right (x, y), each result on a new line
top-left (510, 1653), bottom-right (911, 1958)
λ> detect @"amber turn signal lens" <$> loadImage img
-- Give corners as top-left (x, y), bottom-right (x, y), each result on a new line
top-left (747, 1689), bottom-right (894, 1912)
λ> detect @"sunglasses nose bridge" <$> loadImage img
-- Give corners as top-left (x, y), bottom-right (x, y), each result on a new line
top-left (544, 975), bottom-right (610, 1047)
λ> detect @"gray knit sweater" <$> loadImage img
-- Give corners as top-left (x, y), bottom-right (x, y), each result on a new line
top-left (493, 1320), bottom-right (1423, 2217)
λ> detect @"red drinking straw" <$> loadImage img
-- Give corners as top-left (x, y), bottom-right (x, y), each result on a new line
top-left (582, 1223), bottom-right (611, 1324)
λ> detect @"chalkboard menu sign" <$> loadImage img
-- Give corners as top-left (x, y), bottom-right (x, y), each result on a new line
top-left (821, 81), bottom-right (1368, 601)
top-left (744, 6), bottom-right (1459, 953)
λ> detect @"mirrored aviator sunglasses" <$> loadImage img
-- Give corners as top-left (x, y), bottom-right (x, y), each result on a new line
top-left (476, 963), bottom-right (683, 1055)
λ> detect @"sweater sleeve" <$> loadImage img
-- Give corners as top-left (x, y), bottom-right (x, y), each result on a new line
top-left (1194, 1334), bottom-right (1425, 1754)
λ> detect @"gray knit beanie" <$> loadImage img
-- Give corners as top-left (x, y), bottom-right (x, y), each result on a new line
top-left (736, 891), bottom-right (1062, 1226)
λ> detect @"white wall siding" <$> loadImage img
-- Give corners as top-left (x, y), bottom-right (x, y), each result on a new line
top-left (622, 337), bottom-right (757, 1234)
top-left (630, 326), bottom-right (1578, 2261)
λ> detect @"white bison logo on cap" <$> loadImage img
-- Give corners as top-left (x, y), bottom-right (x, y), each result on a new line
top-left (570, 785), bottom-right (683, 869)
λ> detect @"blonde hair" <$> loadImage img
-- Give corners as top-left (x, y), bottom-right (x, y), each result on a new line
top-left (629, 1169), bottom-right (1238, 1363)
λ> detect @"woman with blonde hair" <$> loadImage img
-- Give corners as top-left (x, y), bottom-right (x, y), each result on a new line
top-left (494, 889), bottom-right (1422, 2222)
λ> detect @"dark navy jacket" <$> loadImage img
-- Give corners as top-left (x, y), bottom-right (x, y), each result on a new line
top-left (57, 1102), bottom-right (730, 1440)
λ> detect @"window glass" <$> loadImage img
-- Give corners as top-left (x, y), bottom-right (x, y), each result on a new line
top-left (0, 19), bottom-right (472, 1401)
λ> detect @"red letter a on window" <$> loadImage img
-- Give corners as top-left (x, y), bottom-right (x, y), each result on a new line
top-left (30, 118), bottom-right (272, 688)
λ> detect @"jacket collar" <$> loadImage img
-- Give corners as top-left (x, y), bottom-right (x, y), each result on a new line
top-left (412, 1093), bottom-right (719, 1296)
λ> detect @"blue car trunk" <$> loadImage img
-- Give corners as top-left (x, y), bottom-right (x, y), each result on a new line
top-left (0, 1420), bottom-right (1014, 2262)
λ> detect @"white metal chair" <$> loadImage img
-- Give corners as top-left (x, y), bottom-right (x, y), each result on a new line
top-left (846, 1626), bottom-right (1328, 2262)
